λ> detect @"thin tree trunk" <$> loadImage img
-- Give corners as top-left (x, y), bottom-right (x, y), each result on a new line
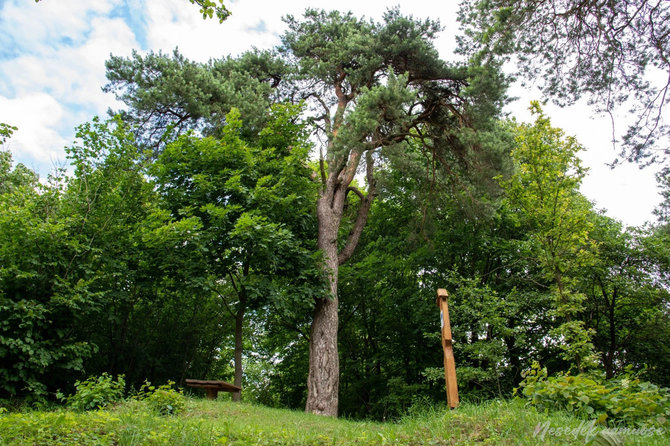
top-left (504, 333), bottom-right (522, 385)
top-left (605, 287), bottom-right (617, 380)
top-left (228, 265), bottom-right (248, 403)
top-left (232, 302), bottom-right (245, 402)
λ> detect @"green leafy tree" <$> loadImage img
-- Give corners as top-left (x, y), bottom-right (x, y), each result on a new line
top-left (501, 102), bottom-right (599, 372)
top-left (57, 116), bottom-right (222, 387)
top-left (0, 140), bottom-right (95, 399)
top-left (1, 115), bottom-right (236, 398)
top-left (332, 143), bottom-right (549, 417)
top-left (581, 215), bottom-right (670, 383)
top-left (150, 105), bottom-right (321, 400)
top-left (1, 124), bottom-right (37, 194)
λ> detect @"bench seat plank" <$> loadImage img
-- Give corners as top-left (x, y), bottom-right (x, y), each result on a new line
top-left (185, 379), bottom-right (241, 399)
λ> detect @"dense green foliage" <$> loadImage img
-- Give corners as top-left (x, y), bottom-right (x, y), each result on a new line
top-left (502, 102), bottom-right (599, 372)
top-left (104, 48), bottom-right (286, 148)
top-left (212, 106), bottom-right (670, 422)
top-left (0, 107), bottom-right (320, 401)
top-left (138, 382), bottom-right (186, 416)
top-left (2, 93), bottom-right (669, 425)
top-left (59, 374), bottom-right (186, 416)
top-left (519, 363), bottom-right (670, 428)
top-left (1, 148), bottom-right (96, 399)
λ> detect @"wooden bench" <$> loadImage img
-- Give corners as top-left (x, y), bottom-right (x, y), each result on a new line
top-left (185, 379), bottom-right (241, 400)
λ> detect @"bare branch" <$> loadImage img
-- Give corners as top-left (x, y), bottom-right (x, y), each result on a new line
top-left (346, 186), bottom-right (365, 201)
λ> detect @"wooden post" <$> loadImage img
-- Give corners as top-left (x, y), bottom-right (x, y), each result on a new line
top-left (437, 288), bottom-right (459, 409)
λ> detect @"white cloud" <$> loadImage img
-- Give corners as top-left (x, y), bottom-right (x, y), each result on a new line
top-left (0, 93), bottom-right (67, 167)
top-left (142, 0), bottom-right (460, 61)
top-left (143, 0), bottom-right (279, 60)
top-left (0, 0), bottom-right (117, 54)
top-left (0, 0), bottom-right (138, 172)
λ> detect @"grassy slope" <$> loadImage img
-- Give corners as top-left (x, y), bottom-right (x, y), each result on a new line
top-left (0, 398), bottom-right (668, 445)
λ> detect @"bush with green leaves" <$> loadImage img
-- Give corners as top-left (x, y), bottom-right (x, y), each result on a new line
top-left (137, 381), bottom-right (185, 416)
top-left (518, 362), bottom-right (670, 427)
top-left (63, 373), bottom-right (125, 411)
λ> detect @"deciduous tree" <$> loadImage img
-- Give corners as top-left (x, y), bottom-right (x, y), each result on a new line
top-left (581, 215), bottom-right (670, 383)
top-left (150, 105), bottom-right (321, 400)
top-left (501, 102), bottom-right (599, 371)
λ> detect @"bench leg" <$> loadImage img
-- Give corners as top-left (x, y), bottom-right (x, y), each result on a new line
top-left (206, 388), bottom-right (218, 400)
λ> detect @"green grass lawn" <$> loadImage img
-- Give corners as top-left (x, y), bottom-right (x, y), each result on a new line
top-left (0, 398), bottom-right (667, 445)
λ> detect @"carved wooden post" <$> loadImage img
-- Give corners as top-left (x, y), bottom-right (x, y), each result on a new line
top-left (437, 288), bottom-right (459, 409)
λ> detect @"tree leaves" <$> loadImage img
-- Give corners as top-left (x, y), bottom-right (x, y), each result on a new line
top-left (188, 0), bottom-right (231, 23)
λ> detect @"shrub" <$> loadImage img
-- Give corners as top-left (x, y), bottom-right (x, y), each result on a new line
top-left (517, 362), bottom-right (670, 427)
top-left (63, 373), bottom-right (125, 411)
top-left (137, 381), bottom-right (185, 416)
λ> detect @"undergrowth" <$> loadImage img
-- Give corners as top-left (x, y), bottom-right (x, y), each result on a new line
top-left (518, 362), bottom-right (670, 429)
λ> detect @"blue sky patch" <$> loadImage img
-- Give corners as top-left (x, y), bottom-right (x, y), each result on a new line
top-left (110, 0), bottom-right (149, 50)
top-left (246, 20), bottom-right (268, 34)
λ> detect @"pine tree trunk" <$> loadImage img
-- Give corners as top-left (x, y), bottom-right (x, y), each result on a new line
top-left (305, 149), bottom-right (374, 416)
top-left (305, 194), bottom-right (342, 416)
top-left (305, 294), bottom-right (339, 415)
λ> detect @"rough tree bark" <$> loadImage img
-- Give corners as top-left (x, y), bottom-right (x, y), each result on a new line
top-left (305, 136), bottom-right (376, 415)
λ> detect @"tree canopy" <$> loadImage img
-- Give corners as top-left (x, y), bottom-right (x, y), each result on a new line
top-left (458, 0), bottom-right (670, 165)
top-left (104, 49), bottom-right (286, 149)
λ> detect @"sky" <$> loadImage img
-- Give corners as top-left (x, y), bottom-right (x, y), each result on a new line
top-left (0, 0), bottom-right (664, 227)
